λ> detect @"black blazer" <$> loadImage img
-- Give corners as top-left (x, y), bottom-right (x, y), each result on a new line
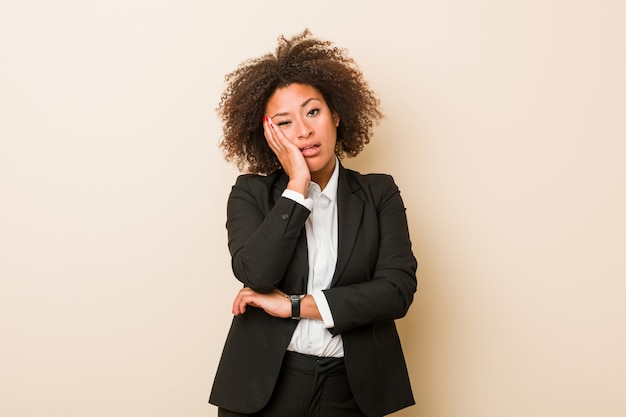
top-left (209, 163), bottom-right (418, 417)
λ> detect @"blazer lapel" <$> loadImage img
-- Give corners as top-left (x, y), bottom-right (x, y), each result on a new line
top-left (332, 165), bottom-right (364, 286)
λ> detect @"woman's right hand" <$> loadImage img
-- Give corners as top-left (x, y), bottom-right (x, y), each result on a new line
top-left (232, 287), bottom-right (291, 318)
top-left (263, 117), bottom-right (310, 195)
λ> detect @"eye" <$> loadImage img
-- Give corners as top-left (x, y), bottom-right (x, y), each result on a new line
top-left (277, 120), bottom-right (291, 127)
top-left (307, 108), bottom-right (320, 117)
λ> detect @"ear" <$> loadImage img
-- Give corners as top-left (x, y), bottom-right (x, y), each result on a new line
top-left (332, 112), bottom-right (340, 127)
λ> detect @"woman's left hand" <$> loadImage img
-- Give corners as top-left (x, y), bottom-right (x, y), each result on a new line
top-left (232, 287), bottom-right (291, 318)
top-left (263, 117), bottom-right (310, 195)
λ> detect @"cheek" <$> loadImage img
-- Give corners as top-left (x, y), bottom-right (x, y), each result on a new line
top-left (326, 127), bottom-right (338, 145)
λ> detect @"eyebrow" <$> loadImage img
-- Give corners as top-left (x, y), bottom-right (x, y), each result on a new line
top-left (271, 97), bottom-right (321, 118)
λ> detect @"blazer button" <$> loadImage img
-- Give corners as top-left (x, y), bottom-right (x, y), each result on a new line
top-left (281, 213), bottom-right (289, 220)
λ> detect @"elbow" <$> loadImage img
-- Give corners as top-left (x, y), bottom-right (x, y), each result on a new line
top-left (232, 265), bottom-right (279, 294)
top-left (392, 293), bottom-right (414, 319)
top-left (395, 276), bottom-right (417, 318)
top-left (245, 282), bottom-right (276, 294)
top-left (233, 269), bottom-right (278, 294)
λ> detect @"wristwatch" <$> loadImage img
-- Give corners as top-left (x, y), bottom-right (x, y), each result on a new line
top-left (287, 294), bottom-right (305, 320)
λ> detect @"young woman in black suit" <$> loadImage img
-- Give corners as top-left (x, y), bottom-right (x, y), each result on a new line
top-left (209, 29), bottom-right (418, 417)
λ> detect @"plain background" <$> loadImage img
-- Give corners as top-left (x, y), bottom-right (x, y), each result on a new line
top-left (1, 0), bottom-right (625, 416)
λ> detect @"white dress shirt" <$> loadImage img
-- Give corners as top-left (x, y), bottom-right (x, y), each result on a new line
top-left (281, 159), bottom-right (343, 357)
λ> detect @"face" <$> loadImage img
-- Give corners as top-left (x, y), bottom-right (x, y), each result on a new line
top-left (265, 83), bottom-right (340, 185)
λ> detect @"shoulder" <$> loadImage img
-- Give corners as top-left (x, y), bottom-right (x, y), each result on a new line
top-left (341, 165), bottom-right (398, 192)
top-left (233, 170), bottom-right (286, 191)
top-left (340, 165), bottom-right (402, 207)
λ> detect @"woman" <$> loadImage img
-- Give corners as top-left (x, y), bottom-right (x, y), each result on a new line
top-left (209, 30), bottom-right (418, 417)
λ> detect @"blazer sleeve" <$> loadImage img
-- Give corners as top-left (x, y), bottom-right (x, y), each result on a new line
top-left (324, 175), bottom-right (418, 334)
top-left (226, 174), bottom-right (310, 293)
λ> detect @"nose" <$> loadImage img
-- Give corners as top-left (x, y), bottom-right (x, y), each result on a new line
top-left (296, 120), bottom-right (313, 140)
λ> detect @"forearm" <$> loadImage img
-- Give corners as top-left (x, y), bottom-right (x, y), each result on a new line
top-left (232, 288), bottom-right (322, 321)
top-left (299, 295), bottom-right (322, 321)
top-left (324, 268), bottom-right (417, 335)
top-left (228, 195), bottom-right (310, 292)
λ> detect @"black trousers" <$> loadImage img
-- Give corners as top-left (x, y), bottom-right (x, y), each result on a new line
top-left (218, 351), bottom-right (366, 417)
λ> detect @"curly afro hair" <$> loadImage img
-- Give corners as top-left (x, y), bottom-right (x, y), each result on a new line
top-left (217, 29), bottom-right (382, 174)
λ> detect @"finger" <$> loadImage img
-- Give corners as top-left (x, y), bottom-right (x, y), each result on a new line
top-left (269, 120), bottom-right (294, 150)
top-left (232, 288), bottom-right (250, 315)
top-left (232, 294), bottom-right (241, 315)
top-left (264, 121), bottom-right (293, 170)
top-left (238, 297), bottom-right (247, 315)
top-left (265, 117), bottom-right (295, 153)
top-left (233, 295), bottom-right (248, 315)
top-left (263, 117), bottom-right (280, 152)
top-left (267, 122), bottom-right (304, 171)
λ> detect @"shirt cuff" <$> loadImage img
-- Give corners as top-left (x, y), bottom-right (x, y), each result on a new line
top-left (312, 291), bottom-right (335, 329)
top-left (282, 189), bottom-right (313, 211)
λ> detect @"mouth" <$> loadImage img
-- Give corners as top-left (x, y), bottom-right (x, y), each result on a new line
top-left (299, 144), bottom-right (320, 157)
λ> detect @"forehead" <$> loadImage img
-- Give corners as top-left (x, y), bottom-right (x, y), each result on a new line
top-left (265, 83), bottom-right (326, 113)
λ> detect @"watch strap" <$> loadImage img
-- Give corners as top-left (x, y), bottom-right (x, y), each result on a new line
top-left (287, 294), bottom-right (304, 320)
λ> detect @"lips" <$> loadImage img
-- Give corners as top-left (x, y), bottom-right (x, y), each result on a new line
top-left (299, 144), bottom-right (320, 157)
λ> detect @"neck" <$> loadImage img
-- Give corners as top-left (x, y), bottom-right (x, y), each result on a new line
top-left (311, 159), bottom-right (336, 191)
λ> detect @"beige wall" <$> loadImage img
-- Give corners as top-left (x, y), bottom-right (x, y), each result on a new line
top-left (1, 1), bottom-right (625, 416)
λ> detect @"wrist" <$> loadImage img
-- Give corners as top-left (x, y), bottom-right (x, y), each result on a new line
top-left (286, 178), bottom-right (309, 196)
top-left (286, 294), bottom-right (305, 320)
